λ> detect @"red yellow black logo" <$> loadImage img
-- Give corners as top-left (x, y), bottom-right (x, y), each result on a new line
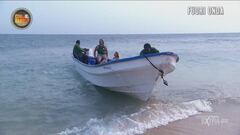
top-left (12, 8), bottom-right (32, 29)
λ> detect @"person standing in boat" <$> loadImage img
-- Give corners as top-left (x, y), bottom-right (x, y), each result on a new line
top-left (94, 39), bottom-right (108, 64)
top-left (73, 40), bottom-right (84, 60)
top-left (140, 43), bottom-right (159, 55)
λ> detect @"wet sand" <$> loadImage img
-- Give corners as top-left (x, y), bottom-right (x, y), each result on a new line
top-left (143, 99), bottom-right (240, 135)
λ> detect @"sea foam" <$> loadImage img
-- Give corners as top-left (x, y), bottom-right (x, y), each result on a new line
top-left (58, 99), bottom-right (212, 135)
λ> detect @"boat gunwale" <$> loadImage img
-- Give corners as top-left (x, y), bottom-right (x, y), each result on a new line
top-left (73, 52), bottom-right (179, 67)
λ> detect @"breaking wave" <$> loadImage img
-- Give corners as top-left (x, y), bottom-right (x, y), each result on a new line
top-left (58, 99), bottom-right (212, 135)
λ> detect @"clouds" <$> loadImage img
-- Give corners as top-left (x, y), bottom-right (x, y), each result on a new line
top-left (0, 1), bottom-right (240, 34)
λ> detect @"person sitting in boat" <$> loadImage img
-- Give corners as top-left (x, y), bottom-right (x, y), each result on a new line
top-left (82, 48), bottom-right (89, 64)
top-left (113, 51), bottom-right (120, 60)
top-left (73, 40), bottom-right (84, 60)
top-left (94, 39), bottom-right (108, 64)
top-left (140, 43), bottom-right (159, 56)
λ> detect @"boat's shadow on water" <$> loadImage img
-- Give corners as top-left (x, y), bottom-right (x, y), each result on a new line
top-left (89, 85), bottom-right (148, 116)
top-left (94, 86), bottom-right (141, 102)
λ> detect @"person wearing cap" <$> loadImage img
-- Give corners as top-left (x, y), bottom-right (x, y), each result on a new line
top-left (73, 40), bottom-right (84, 60)
top-left (140, 43), bottom-right (159, 56)
top-left (94, 39), bottom-right (108, 64)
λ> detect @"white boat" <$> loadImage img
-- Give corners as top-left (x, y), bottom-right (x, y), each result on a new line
top-left (73, 52), bottom-right (179, 101)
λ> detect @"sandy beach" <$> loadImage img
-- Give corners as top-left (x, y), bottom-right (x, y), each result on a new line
top-left (144, 99), bottom-right (240, 135)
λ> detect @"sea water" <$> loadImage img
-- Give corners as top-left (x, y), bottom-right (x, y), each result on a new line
top-left (0, 33), bottom-right (240, 135)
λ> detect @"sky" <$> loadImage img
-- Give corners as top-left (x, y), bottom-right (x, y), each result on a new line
top-left (0, 1), bottom-right (240, 34)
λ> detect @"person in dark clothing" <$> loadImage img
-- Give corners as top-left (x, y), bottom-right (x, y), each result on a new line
top-left (73, 40), bottom-right (89, 64)
top-left (82, 48), bottom-right (89, 64)
top-left (73, 40), bottom-right (84, 60)
top-left (140, 43), bottom-right (159, 56)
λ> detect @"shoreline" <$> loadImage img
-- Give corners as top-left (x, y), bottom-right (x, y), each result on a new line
top-left (143, 99), bottom-right (240, 135)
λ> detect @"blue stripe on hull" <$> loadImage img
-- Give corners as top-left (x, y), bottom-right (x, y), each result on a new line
top-left (74, 52), bottom-right (179, 67)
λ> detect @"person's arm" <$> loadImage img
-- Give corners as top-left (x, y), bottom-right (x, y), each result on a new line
top-left (94, 46), bottom-right (98, 57)
top-left (76, 46), bottom-right (81, 52)
top-left (153, 48), bottom-right (159, 53)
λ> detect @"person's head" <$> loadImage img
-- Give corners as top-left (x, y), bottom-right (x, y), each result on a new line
top-left (114, 51), bottom-right (119, 58)
top-left (144, 43), bottom-right (151, 51)
top-left (99, 39), bottom-right (104, 45)
top-left (76, 40), bottom-right (80, 45)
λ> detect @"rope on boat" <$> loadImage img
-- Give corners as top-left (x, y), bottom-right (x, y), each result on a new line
top-left (143, 55), bottom-right (168, 86)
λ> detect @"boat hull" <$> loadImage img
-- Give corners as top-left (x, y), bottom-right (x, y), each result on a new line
top-left (73, 52), bottom-right (179, 100)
